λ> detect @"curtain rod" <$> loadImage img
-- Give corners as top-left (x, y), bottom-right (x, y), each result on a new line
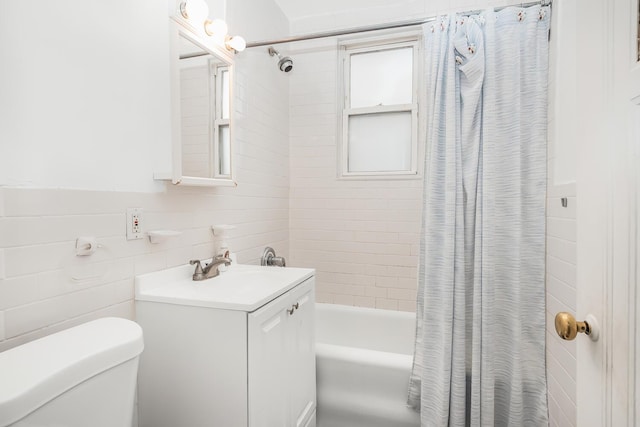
top-left (246, 0), bottom-right (551, 48)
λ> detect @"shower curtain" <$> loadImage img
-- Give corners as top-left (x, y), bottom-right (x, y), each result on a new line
top-left (408, 5), bottom-right (550, 426)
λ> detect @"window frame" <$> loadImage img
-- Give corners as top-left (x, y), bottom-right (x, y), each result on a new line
top-left (211, 63), bottom-right (231, 179)
top-left (338, 34), bottom-right (422, 179)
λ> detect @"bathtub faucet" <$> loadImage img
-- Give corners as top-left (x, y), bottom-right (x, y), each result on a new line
top-left (189, 256), bottom-right (232, 281)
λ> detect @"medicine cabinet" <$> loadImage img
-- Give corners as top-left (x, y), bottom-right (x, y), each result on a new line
top-left (156, 15), bottom-right (236, 187)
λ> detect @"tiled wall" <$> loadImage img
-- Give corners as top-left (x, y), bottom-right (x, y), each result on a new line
top-left (545, 184), bottom-right (577, 426)
top-left (0, 182), bottom-right (290, 352)
top-left (545, 0), bottom-right (578, 423)
top-left (287, 39), bottom-right (422, 311)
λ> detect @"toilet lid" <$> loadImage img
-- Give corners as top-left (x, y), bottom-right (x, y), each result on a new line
top-left (0, 317), bottom-right (143, 426)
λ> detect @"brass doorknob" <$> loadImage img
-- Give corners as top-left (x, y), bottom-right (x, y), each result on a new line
top-left (554, 312), bottom-right (600, 342)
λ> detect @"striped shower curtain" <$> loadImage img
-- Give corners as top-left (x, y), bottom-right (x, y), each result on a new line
top-left (408, 5), bottom-right (550, 426)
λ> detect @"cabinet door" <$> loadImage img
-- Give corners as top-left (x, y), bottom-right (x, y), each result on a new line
top-left (248, 292), bottom-right (290, 427)
top-left (287, 278), bottom-right (316, 427)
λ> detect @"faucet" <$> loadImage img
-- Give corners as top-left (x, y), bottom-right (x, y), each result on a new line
top-left (189, 256), bottom-right (232, 281)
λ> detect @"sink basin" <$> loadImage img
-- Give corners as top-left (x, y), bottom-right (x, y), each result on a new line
top-left (135, 263), bottom-right (314, 312)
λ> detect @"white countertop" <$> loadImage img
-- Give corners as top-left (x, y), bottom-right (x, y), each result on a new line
top-left (135, 263), bottom-right (314, 312)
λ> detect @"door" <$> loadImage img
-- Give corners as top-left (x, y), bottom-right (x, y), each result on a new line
top-left (573, 0), bottom-right (640, 425)
top-left (287, 278), bottom-right (316, 427)
top-left (247, 278), bottom-right (317, 427)
top-left (248, 292), bottom-right (290, 427)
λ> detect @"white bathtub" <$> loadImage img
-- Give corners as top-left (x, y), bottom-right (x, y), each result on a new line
top-left (315, 303), bottom-right (420, 427)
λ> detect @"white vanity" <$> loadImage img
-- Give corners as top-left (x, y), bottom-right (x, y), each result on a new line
top-left (135, 263), bottom-right (316, 427)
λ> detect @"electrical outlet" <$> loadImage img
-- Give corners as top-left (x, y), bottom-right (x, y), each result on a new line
top-left (126, 208), bottom-right (143, 240)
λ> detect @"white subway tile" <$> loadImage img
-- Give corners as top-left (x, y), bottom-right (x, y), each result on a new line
top-left (546, 275), bottom-right (577, 311)
top-left (547, 255), bottom-right (577, 288)
top-left (0, 214), bottom-right (124, 248)
top-left (547, 372), bottom-right (577, 425)
top-left (354, 296), bottom-right (375, 308)
top-left (5, 296), bottom-right (69, 338)
top-left (4, 241), bottom-right (76, 278)
top-left (547, 218), bottom-right (577, 244)
top-left (315, 292), bottom-right (334, 304)
top-left (0, 275), bottom-right (39, 310)
top-left (0, 311), bottom-right (5, 341)
top-left (547, 183), bottom-right (576, 198)
top-left (546, 342), bottom-right (576, 397)
top-left (398, 300), bottom-right (417, 312)
top-left (375, 298), bottom-right (398, 310)
top-left (388, 288), bottom-right (417, 301)
top-left (334, 294), bottom-right (355, 306)
top-left (365, 287), bottom-right (388, 299)
top-left (396, 277), bottom-right (418, 290)
top-left (547, 392), bottom-right (575, 427)
top-left (547, 197), bottom-right (576, 219)
top-left (547, 236), bottom-right (577, 264)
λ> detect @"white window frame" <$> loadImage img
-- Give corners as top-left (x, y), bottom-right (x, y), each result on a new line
top-left (211, 63), bottom-right (231, 179)
top-left (338, 33), bottom-right (422, 179)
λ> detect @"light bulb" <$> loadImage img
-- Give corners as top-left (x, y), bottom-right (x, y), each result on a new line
top-left (204, 19), bottom-right (228, 37)
top-left (179, 0), bottom-right (209, 24)
top-left (225, 36), bottom-right (246, 52)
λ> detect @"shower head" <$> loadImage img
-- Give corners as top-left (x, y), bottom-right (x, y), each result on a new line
top-left (278, 56), bottom-right (293, 73)
top-left (268, 46), bottom-right (293, 73)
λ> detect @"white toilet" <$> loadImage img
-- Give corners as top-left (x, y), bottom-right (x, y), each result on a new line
top-left (0, 317), bottom-right (143, 427)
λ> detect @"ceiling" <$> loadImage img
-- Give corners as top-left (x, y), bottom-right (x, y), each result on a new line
top-left (272, 0), bottom-right (416, 21)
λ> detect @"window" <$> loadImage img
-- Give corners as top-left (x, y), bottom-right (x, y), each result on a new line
top-left (339, 35), bottom-right (421, 178)
top-left (213, 66), bottom-right (231, 178)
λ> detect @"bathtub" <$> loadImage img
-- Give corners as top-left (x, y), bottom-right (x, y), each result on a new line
top-left (315, 303), bottom-right (420, 427)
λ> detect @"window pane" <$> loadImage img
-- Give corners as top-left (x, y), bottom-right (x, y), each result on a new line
top-left (348, 112), bottom-right (411, 172)
top-left (350, 47), bottom-right (413, 108)
top-left (219, 125), bottom-right (230, 176)
top-left (221, 69), bottom-right (230, 119)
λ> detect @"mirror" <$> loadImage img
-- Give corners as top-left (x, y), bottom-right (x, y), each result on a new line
top-left (159, 20), bottom-right (235, 187)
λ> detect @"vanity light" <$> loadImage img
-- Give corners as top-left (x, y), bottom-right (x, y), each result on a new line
top-left (179, 0), bottom-right (209, 24)
top-left (179, 0), bottom-right (245, 54)
top-left (225, 35), bottom-right (246, 52)
top-left (204, 18), bottom-right (228, 37)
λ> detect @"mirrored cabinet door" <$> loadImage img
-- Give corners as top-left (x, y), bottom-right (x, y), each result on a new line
top-left (157, 20), bottom-right (236, 187)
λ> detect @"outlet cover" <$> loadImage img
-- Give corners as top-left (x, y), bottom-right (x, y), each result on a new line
top-left (126, 208), bottom-right (143, 240)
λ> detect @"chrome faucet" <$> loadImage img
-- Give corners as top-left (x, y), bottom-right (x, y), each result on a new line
top-left (189, 256), bottom-right (232, 281)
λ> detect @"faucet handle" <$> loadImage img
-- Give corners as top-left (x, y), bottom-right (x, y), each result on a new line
top-left (189, 259), bottom-right (204, 274)
top-left (214, 254), bottom-right (232, 265)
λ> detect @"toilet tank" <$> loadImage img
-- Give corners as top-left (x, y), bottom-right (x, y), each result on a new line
top-left (0, 317), bottom-right (144, 427)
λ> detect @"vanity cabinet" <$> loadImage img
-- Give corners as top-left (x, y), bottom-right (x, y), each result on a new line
top-left (136, 267), bottom-right (316, 427)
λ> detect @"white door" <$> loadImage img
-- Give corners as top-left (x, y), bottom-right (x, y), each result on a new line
top-left (573, 0), bottom-right (640, 425)
top-left (287, 279), bottom-right (316, 427)
top-left (248, 292), bottom-right (290, 427)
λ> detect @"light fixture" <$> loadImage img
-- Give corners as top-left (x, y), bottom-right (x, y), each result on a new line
top-left (179, 0), bottom-right (209, 24)
top-left (225, 35), bottom-right (246, 53)
top-left (179, 0), bottom-right (245, 55)
top-left (204, 19), bottom-right (228, 37)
